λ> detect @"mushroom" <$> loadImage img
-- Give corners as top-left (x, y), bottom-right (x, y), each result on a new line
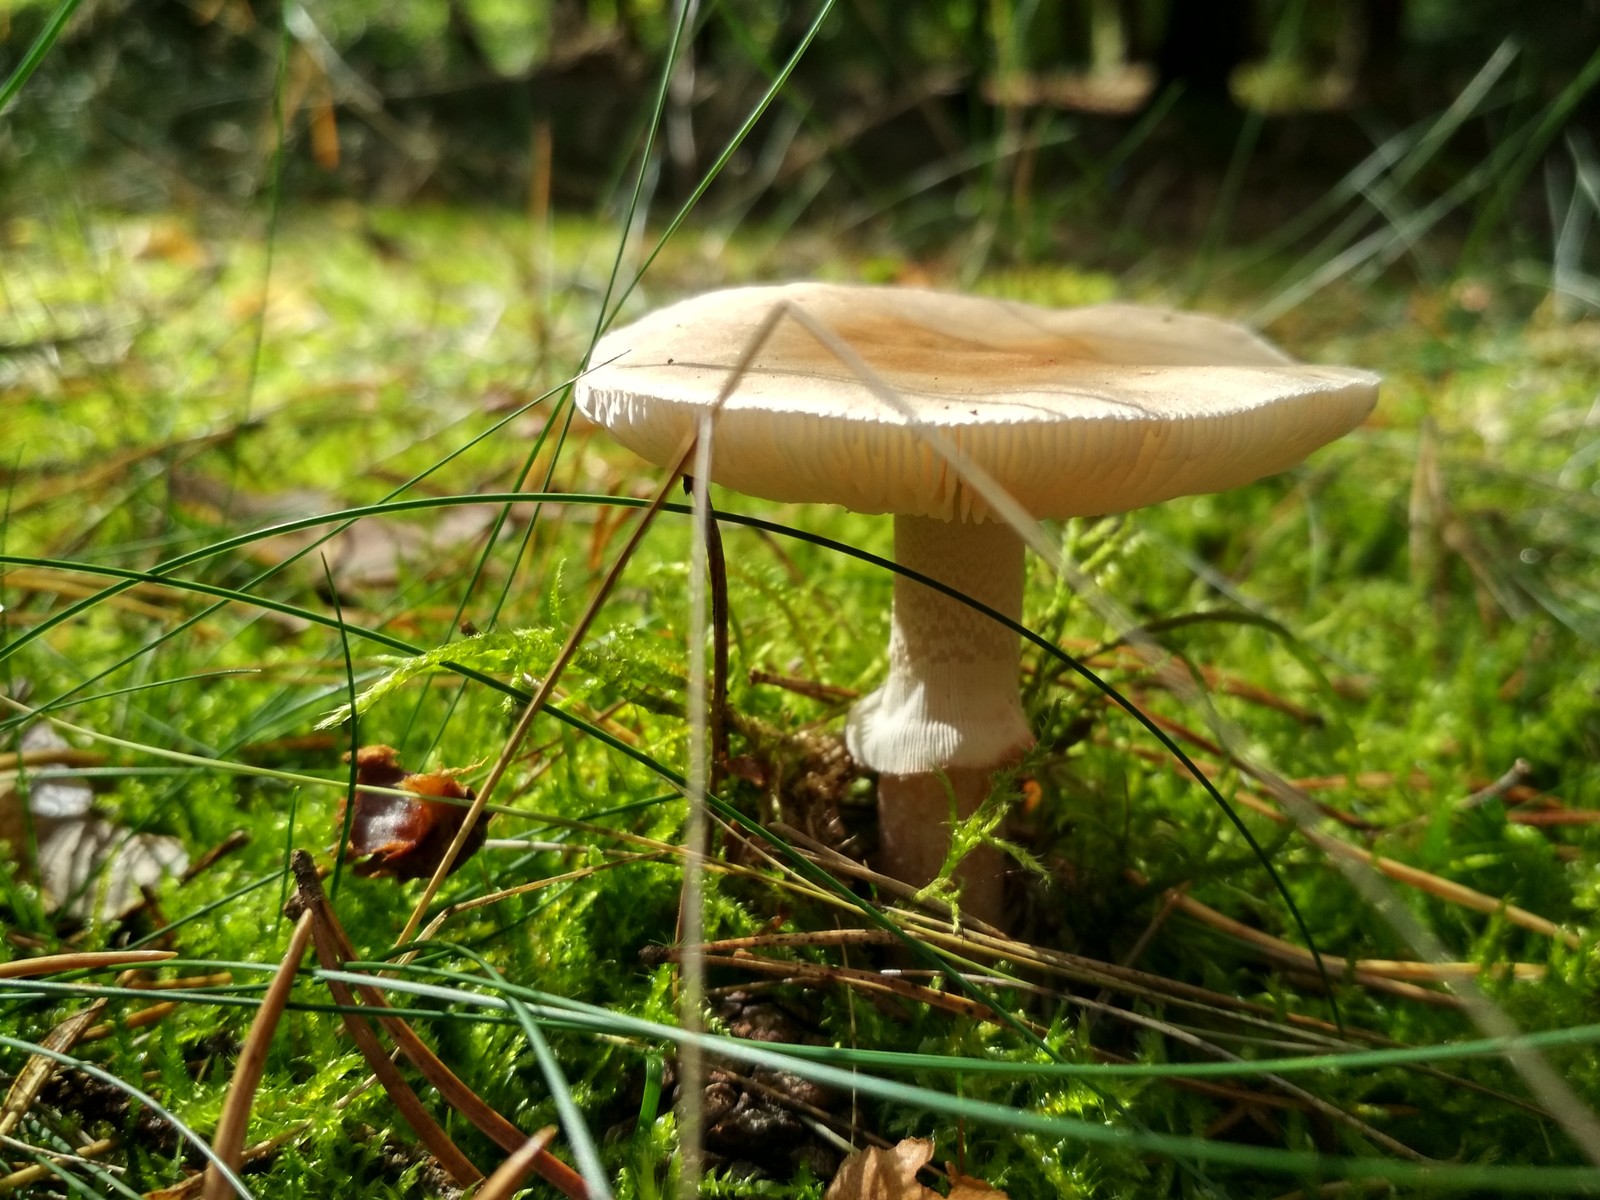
top-left (574, 282), bottom-right (1377, 924)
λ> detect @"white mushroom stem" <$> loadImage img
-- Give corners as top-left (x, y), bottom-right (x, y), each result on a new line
top-left (846, 516), bottom-right (1035, 923)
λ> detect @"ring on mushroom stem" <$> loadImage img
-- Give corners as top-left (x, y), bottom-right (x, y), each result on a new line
top-left (575, 282), bottom-right (1378, 927)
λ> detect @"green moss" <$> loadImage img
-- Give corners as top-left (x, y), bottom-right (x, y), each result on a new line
top-left (3, 202), bottom-right (1600, 1198)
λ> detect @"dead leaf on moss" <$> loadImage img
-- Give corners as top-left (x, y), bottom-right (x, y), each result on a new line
top-left (170, 470), bottom-right (511, 595)
top-left (825, 1139), bottom-right (931, 1200)
top-left (824, 1139), bottom-right (1008, 1200)
top-left (946, 1165), bottom-right (1008, 1198)
top-left (339, 744), bottom-right (488, 881)
top-left (1, 723), bottom-right (189, 921)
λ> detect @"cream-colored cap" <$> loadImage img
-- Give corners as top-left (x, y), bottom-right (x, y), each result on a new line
top-left (575, 282), bottom-right (1377, 522)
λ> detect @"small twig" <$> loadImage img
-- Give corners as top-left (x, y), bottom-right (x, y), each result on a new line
top-left (1460, 758), bottom-right (1534, 809)
top-left (766, 821), bottom-right (1009, 941)
top-left (747, 669), bottom-right (858, 704)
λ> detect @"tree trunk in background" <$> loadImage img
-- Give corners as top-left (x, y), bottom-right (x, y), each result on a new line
top-left (1359, 0), bottom-right (1406, 99)
top-left (1155, 0), bottom-right (1252, 106)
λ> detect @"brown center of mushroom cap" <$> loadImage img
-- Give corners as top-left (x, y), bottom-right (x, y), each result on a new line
top-left (756, 311), bottom-right (1109, 389)
top-left (576, 282), bottom-right (1378, 523)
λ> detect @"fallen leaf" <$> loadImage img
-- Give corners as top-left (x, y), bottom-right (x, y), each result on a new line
top-left (171, 470), bottom-right (513, 596)
top-left (946, 1165), bottom-right (1008, 1198)
top-left (824, 1140), bottom-right (1009, 1200)
top-left (1, 723), bottom-right (188, 921)
top-left (824, 1139), bottom-right (934, 1200)
top-left (340, 745), bottom-right (488, 881)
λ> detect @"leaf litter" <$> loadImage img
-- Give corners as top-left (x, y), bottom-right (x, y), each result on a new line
top-left (1, 718), bottom-right (188, 921)
top-left (825, 1138), bottom-right (1007, 1200)
top-left (339, 744), bottom-right (489, 881)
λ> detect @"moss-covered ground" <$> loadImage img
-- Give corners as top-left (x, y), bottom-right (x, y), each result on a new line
top-left (3, 197), bottom-right (1600, 1199)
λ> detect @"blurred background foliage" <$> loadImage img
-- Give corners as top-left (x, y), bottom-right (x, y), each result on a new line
top-left (3, 0), bottom-right (1597, 264)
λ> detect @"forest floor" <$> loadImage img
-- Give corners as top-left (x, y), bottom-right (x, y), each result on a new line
top-left (3, 201), bottom-right (1600, 1198)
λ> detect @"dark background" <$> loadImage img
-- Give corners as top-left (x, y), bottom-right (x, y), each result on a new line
top-left (4, 0), bottom-right (1600, 264)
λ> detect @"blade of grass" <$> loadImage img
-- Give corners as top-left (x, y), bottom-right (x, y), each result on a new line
top-left (320, 969), bottom-right (1600, 1194)
top-left (0, 1034), bottom-right (255, 1198)
top-left (0, 0), bottom-right (85, 115)
top-left (1462, 41), bottom-right (1600, 261)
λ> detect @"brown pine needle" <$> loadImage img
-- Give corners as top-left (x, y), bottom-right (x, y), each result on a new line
top-left (0, 1136), bottom-right (117, 1194)
top-left (1117, 740), bottom-right (1579, 947)
top-left (127, 972), bottom-right (235, 991)
top-left (391, 454), bottom-right (689, 953)
top-left (395, 305), bottom-right (791, 957)
top-left (0, 746), bottom-right (107, 772)
top-left (0, 950), bottom-right (176, 979)
top-left (1291, 817), bottom-right (1575, 949)
top-left (289, 852), bottom-right (587, 1199)
top-left (202, 911), bottom-right (314, 1200)
top-left (79, 999), bottom-right (182, 1042)
top-left (418, 851), bottom-right (664, 942)
top-left (0, 1000), bottom-right (108, 1139)
top-left (285, 862), bottom-right (482, 1187)
top-left (473, 1127), bottom-right (561, 1200)
top-left (1157, 882), bottom-right (1540, 986)
top-left (147, 1125), bottom-right (312, 1200)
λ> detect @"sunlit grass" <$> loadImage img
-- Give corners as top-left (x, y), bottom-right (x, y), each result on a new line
top-left (4, 194), bottom-right (1600, 1196)
top-left (5, 4), bottom-right (1600, 1186)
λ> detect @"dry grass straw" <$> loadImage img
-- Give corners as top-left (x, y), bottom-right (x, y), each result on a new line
top-left (1117, 739), bottom-right (1580, 948)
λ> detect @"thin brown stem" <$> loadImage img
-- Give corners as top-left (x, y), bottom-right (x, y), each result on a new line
top-left (202, 911), bottom-right (314, 1200)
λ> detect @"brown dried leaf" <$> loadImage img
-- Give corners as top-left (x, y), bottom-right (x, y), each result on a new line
top-left (341, 745), bottom-right (489, 881)
top-left (824, 1139), bottom-right (935, 1200)
top-left (946, 1165), bottom-right (1008, 1198)
top-left (824, 1140), bottom-right (1009, 1200)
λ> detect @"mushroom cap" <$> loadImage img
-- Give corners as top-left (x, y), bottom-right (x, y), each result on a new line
top-left (575, 282), bottom-right (1378, 522)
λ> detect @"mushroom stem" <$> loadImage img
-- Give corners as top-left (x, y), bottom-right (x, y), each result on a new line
top-left (846, 515), bottom-right (1034, 923)
top-left (876, 769), bottom-right (1012, 927)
